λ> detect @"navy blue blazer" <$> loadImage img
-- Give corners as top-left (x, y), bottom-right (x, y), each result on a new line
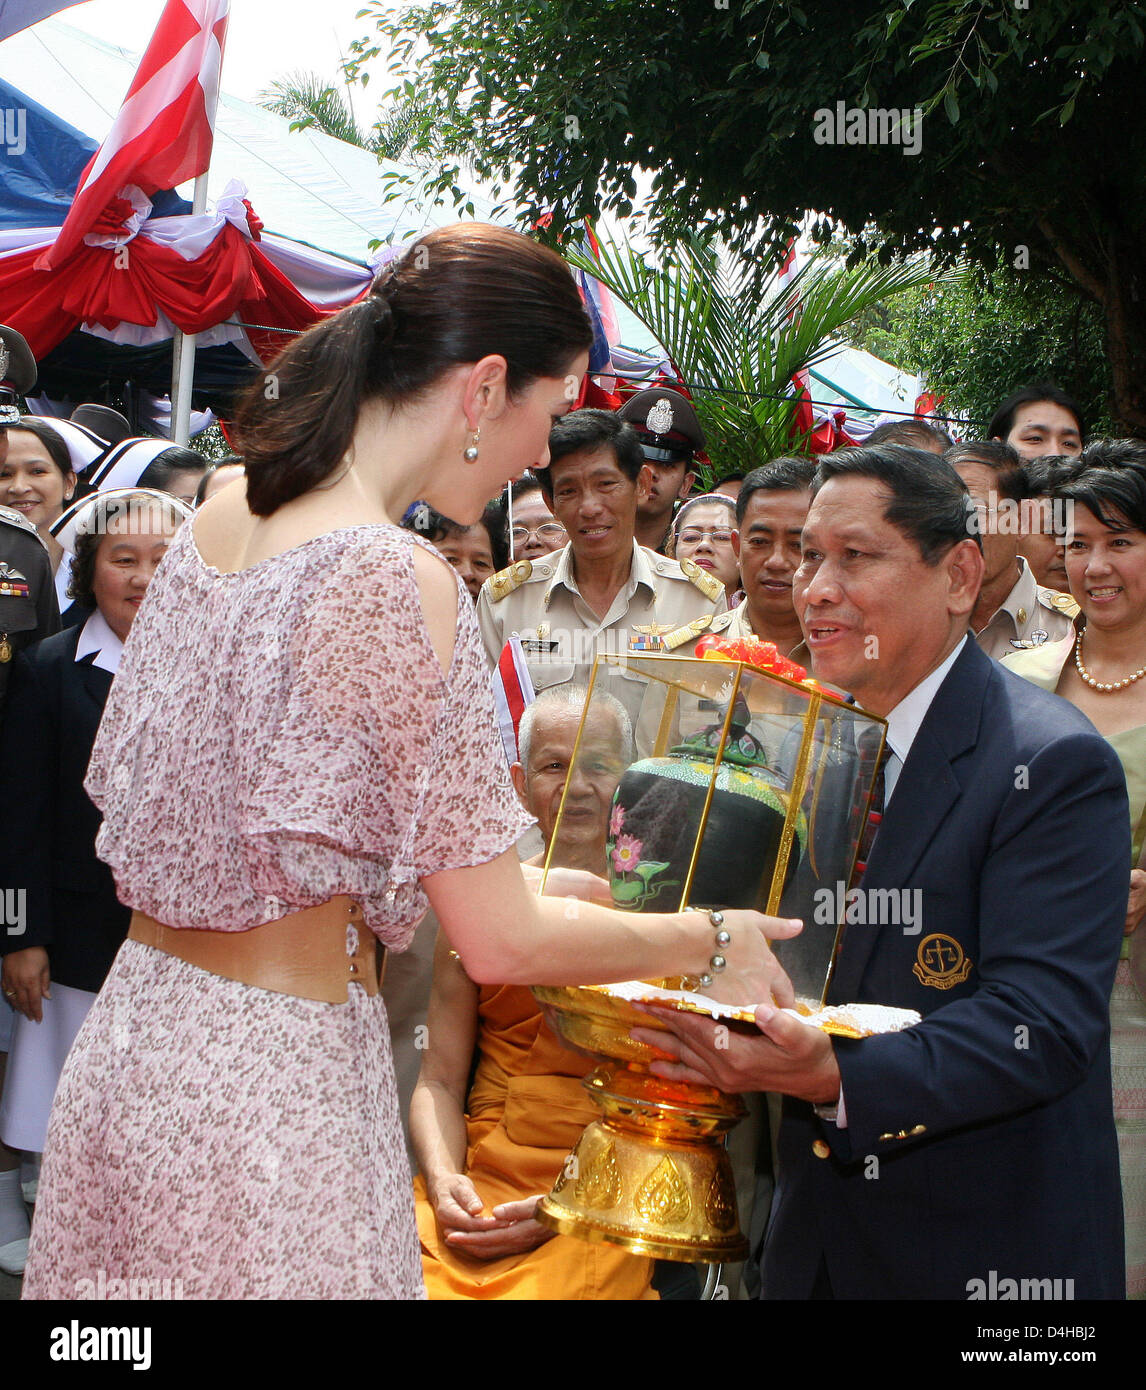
top-left (0, 624), bottom-right (128, 992)
top-left (762, 637), bottom-right (1129, 1299)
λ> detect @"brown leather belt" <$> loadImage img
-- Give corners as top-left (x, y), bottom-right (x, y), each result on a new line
top-left (127, 896), bottom-right (386, 1004)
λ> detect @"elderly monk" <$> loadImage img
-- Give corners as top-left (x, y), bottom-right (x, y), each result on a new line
top-left (410, 686), bottom-right (657, 1299)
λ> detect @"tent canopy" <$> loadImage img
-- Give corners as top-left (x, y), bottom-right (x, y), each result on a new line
top-left (0, 18), bottom-right (485, 258)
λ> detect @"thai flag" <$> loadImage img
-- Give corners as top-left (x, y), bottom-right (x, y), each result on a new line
top-left (0, 2), bottom-right (89, 42)
top-left (492, 636), bottom-right (536, 767)
top-left (777, 237), bottom-right (815, 441)
top-left (573, 222), bottom-right (620, 375)
top-left (36, 0), bottom-right (229, 271)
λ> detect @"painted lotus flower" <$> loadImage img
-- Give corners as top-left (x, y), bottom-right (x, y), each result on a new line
top-left (609, 803), bottom-right (625, 837)
top-left (611, 833), bottom-right (643, 875)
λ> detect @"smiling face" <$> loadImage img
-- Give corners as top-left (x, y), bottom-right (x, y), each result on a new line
top-left (1064, 504), bottom-right (1146, 633)
top-left (674, 501), bottom-right (739, 592)
top-left (513, 706), bottom-right (625, 873)
top-left (792, 475), bottom-right (981, 714)
top-left (1002, 402), bottom-right (1082, 460)
top-left (546, 446), bottom-right (648, 566)
top-left (733, 486), bottom-right (810, 624)
top-left (0, 429), bottom-right (75, 532)
top-left (91, 508), bottom-right (176, 642)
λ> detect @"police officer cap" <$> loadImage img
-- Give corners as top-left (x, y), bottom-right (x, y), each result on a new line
top-left (617, 386), bottom-right (705, 465)
top-left (0, 324), bottom-right (37, 427)
top-left (71, 404), bottom-right (132, 446)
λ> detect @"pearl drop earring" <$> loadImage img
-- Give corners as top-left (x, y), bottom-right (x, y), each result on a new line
top-left (463, 428), bottom-right (480, 462)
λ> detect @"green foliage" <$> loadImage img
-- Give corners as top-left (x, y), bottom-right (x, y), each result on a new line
top-left (566, 234), bottom-right (941, 475)
top-left (260, 71), bottom-right (375, 148)
top-left (350, 1), bottom-right (1146, 430)
top-left (846, 267), bottom-right (1113, 437)
top-left (349, 2), bottom-right (1143, 266)
top-left (188, 424), bottom-right (233, 462)
top-left (258, 70), bottom-right (437, 162)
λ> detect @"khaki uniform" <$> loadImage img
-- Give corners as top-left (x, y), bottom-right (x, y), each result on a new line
top-left (974, 557), bottom-right (1078, 660)
top-left (477, 541), bottom-right (724, 704)
top-left (0, 504), bottom-right (59, 709)
top-left (702, 599), bottom-right (812, 665)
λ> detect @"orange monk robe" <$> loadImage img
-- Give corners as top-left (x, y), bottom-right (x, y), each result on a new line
top-left (414, 981), bottom-right (658, 1300)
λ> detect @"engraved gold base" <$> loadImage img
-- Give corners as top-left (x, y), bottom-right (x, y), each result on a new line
top-left (530, 1015), bottom-right (750, 1263)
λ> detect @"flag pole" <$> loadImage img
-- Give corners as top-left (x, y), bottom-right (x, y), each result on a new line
top-left (170, 9), bottom-right (227, 446)
top-left (169, 172), bottom-right (210, 445)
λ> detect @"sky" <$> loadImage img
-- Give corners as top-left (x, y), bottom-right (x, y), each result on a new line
top-left (53, 0), bottom-right (390, 106)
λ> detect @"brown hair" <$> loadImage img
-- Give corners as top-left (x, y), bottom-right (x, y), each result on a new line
top-left (235, 224), bottom-right (593, 516)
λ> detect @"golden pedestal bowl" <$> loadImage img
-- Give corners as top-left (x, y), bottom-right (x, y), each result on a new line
top-left (532, 983), bottom-right (750, 1263)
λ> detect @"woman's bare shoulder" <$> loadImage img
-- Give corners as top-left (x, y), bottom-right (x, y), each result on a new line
top-left (190, 480), bottom-right (258, 574)
top-left (410, 539), bottom-right (460, 677)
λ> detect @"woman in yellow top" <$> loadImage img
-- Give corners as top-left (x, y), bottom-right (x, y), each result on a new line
top-left (412, 686), bottom-right (657, 1299)
top-left (1004, 439), bottom-right (1146, 1299)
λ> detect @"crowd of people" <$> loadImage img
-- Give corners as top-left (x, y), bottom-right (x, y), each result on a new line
top-left (0, 222), bottom-right (1141, 1303)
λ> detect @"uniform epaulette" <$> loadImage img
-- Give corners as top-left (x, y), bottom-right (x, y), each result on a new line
top-left (1041, 587), bottom-right (1080, 618)
top-left (661, 615), bottom-right (715, 651)
top-left (677, 555), bottom-right (724, 603)
top-left (706, 608), bottom-right (739, 635)
top-left (0, 503), bottom-right (45, 544)
top-left (486, 558), bottom-right (533, 602)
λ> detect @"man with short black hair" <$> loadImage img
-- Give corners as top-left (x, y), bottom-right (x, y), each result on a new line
top-left (637, 442), bottom-right (1128, 1300)
top-left (946, 440), bottom-right (1077, 657)
top-left (988, 382), bottom-right (1084, 458)
top-left (705, 456), bottom-right (815, 656)
top-left (864, 418), bottom-right (952, 453)
top-left (477, 409), bottom-right (724, 700)
top-left (617, 387), bottom-right (704, 552)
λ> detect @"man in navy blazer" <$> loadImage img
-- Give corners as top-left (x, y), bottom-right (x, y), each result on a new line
top-left (637, 444), bottom-right (1128, 1299)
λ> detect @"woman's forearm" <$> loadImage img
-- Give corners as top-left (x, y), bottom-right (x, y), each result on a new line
top-left (425, 850), bottom-right (712, 987)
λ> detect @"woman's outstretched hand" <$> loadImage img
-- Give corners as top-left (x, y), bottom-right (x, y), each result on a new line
top-left (690, 910), bottom-right (802, 1009)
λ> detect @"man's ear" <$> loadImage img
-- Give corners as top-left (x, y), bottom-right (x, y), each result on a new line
top-left (636, 464), bottom-right (654, 506)
top-left (679, 468), bottom-right (698, 500)
top-left (510, 761), bottom-right (530, 810)
top-left (947, 537), bottom-right (985, 616)
top-left (731, 527), bottom-right (742, 560)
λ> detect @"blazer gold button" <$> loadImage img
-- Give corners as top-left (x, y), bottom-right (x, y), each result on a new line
top-left (812, 1139), bottom-right (831, 1159)
top-left (909, 1124), bottom-right (926, 1136)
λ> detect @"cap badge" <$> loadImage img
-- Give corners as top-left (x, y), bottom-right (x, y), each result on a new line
top-left (0, 343), bottom-right (8, 381)
top-left (646, 398), bottom-right (674, 435)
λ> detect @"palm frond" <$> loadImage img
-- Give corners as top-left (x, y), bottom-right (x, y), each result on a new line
top-left (567, 234), bottom-right (954, 474)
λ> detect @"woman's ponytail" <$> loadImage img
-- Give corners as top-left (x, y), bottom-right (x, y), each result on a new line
top-left (237, 288), bottom-right (396, 516)
top-left (235, 224), bottom-right (592, 516)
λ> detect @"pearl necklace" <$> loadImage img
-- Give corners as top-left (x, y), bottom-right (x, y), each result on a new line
top-left (1074, 631), bottom-right (1146, 693)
